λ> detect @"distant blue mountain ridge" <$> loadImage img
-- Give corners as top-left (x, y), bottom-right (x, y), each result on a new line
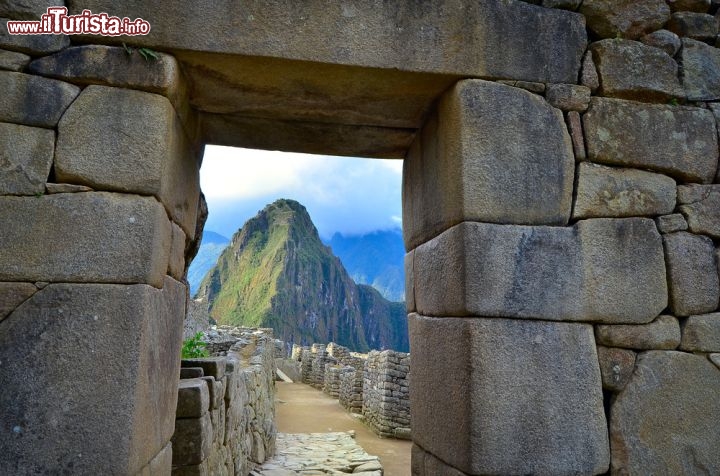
top-left (188, 228), bottom-right (406, 302)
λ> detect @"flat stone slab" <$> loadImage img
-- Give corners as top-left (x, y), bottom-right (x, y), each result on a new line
top-left (663, 231), bottom-right (719, 316)
top-left (404, 79), bottom-right (575, 250)
top-left (610, 351), bottom-right (720, 475)
top-left (409, 314), bottom-right (609, 475)
top-left (583, 97), bottom-right (718, 184)
top-left (252, 432), bottom-right (382, 475)
top-left (595, 315), bottom-right (681, 350)
top-left (580, 0), bottom-right (670, 39)
top-left (0, 192), bottom-right (171, 287)
top-left (573, 162), bottom-right (676, 219)
top-left (0, 277), bottom-right (185, 475)
top-left (413, 218), bottom-right (667, 323)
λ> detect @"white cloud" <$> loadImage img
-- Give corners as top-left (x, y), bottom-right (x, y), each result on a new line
top-left (200, 146), bottom-right (403, 239)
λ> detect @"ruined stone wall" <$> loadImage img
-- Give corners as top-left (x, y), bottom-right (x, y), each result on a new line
top-left (173, 329), bottom-right (276, 475)
top-left (362, 350), bottom-right (411, 439)
top-left (322, 364), bottom-right (343, 398)
top-left (338, 366), bottom-right (364, 414)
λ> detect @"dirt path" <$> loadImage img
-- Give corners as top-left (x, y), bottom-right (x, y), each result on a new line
top-left (275, 382), bottom-right (411, 476)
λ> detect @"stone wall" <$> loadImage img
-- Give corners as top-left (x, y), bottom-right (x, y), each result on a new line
top-left (362, 350), bottom-right (411, 439)
top-left (338, 366), bottom-right (364, 414)
top-left (173, 328), bottom-right (276, 475)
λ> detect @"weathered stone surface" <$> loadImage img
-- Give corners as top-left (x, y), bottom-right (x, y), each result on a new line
top-left (169, 222), bottom-right (186, 281)
top-left (610, 351), bottom-right (720, 475)
top-left (580, 0), bottom-right (670, 39)
top-left (45, 182), bottom-right (93, 194)
top-left (678, 184), bottom-right (720, 238)
top-left (681, 312), bottom-right (720, 351)
top-left (597, 346), bottom-right (637, 392)
top-left (667, 12), bottom-right (718, 40)
top-left (201, 376), bottom-right (224, 410)
top-left (681, 38), bottom-right (720, 100)
top-left (404, 250), bottom-right (415, 313)
top-left (0, 276), bottom-right (185, 475)
top-left (403, 79), bottom-right (574, 250)
top-left (590, 39), bottom-right (684, 102)
top-left (573, 163), bottom-right (676, 219)
top-left (0, 48), bottom-right (28, 71)
top-left (583, 97), bottom-right (718, 183)
top-left (181, 368), bottom-right (204, 379)
top-left (655, 213), bottom-right (688, 233)
top-left (56, 85), bottom-right (199, 237)
top-left (172, 413), bottom-right (213, 466)
top-left (667, 0), bottom-right (711, 12)
top-left (0, 71), bottom-right (78, 128)
top-left (542, 0), bottom-right (581, 9)
top-left (413, 219), bottom-right (667, 323)
top-left (409, 314), bottom-right (609, 475)
top-left (710, 353), bottom-right (720, 369)
top-left (0, 18), bottom-right (68, 55)
top-left (0, 282), bottom-right (36, 321)
top-left (566, 111), bottom-right (586, 161)
top-left (595, 315), bottom-right (681, 349)
top-left (0, 122), bottom-right (54, 195)
top-left (0, 193), bottom-right (171, 287)
top-left (497, 79), bottom-right (545, 94)
top-left (663, 232), bottom-right (720, 316)
top-left (0, 0), bottom-right (58, 20)
top-left (177, 378), bottom-right (210, 418)
top-left (581, 51), bottom-right (600, 92)
top-left (545, 83), bottom-right (591, 111)
top-left (640, 29), bottom-right (682, 56)
top-left (28, 45), bottom-right (184, 101)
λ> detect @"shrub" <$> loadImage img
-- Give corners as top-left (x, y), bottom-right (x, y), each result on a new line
top-left (181, 332), bottom-right (209, 359)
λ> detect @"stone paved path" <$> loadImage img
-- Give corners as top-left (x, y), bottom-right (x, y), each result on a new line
top-left (250, 432), bottom-right (382, 475)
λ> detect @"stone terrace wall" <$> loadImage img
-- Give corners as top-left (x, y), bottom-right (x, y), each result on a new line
top-left (338, 366), bottom-right (364, 414)
top-left (173, 329), bottom-right (276, 475)
top-left (362, 350), bottom-right (411, 439)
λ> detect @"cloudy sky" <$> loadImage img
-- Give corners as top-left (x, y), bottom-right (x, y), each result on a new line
top-left (200, 146), bottom-right (403, 240)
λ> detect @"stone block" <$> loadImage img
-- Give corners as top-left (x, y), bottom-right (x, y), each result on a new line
top-left (663, 232), bottom-right (719, 316)
top-left (566, 111), bottom-right (586, 161)
top-left (680, 312), bottom-right (720, 351)
top-left (0, 193), bottom-right (171, 287)
top-left (677, 184), bottom-right (720, 238)
top-left (544, 83), bottom-right (591, 111)
top-left (681, 38), bottom-right (720, 100)
top-left (0, 122), bottom-right (54, 195)
top-left (182, 357), bottom-right (227, 380)
top-left (597, 346), bottom-right (636, 392)
top-left (176, 378), bottom-right (210, 418)
top-left (0, 282), bottom-right (36, 321)
top-left (667, 12), bottom-right (717, 41)
top-left (403, 79), bottom-right (574, 250)
top-left (172, 460), bottom-right (209, 476)
top-left (55, 85), bottom-right (200, 238)
top-left (572, 162), bottom-right (676, 219)
top-left (0, 276), bottom-right (185, 475)
top-left (409, 314), bottom-right (609, 475)
top-left (413, 219), bottom-right (667, 323)
top-left (180, 367), bottom-right (204, 379)
top-left (639, 29), bottom-right (682, 56)
top-left (28, 45), bottom-right (184, 101)
top-left (0, 18), bottom-right (68, 55)
top-left (172, 413), bottom-right (213, 466)
top-left (581, 51), bottom-right (600, 92)
top-left (595, 315), bottom-right (681, 350)
top-left (0, 71), bottom-right (78, 128)
top-left (45, 183), bottom-right (92, 194)
top-left (590, 39), bottom-right (683, 102)
top-left (710, 353), bottom-right (720, 369)
top-left (610, 351), bottom-right (720, 475)
top-left (0, 48), bottom-right (29, 71)
top-left (583, 97), bottom-right (718, 183)
top-left (147, 442), bottom-right (172, 476)
top-left (201, 376), bottom-right (225, 411)
top-left (580, 0), bottom-right (670, 39)
top-left (655, 213), bottom-right (688, 233)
